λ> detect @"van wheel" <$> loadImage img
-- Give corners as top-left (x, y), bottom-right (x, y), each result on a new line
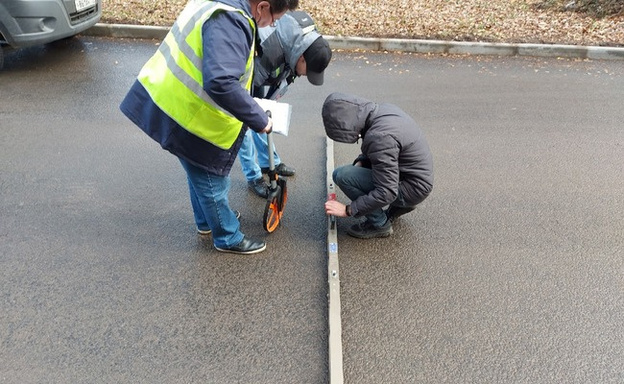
top-left (0, 45), bottom-right (4, 70)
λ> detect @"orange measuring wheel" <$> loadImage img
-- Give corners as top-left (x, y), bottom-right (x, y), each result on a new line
top-left (263, 177), bottom-right (287, 233)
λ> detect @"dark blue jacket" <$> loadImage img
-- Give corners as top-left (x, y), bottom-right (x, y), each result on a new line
top-left (120, 0), bottom-right (268, 176)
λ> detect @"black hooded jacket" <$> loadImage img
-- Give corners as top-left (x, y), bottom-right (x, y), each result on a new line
top-left (322, 92), bottom-right (434, 217)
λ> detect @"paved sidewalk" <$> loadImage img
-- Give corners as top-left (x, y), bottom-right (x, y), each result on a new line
top-left (85, 23), bottom-right (624, 60)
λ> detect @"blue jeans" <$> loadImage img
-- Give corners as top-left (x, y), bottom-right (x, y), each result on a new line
top-left (333, 164), bottom-right (408, 227)
top-left (238, 129), bottom-right (281, 182)
top-left (179, 158), bottom-right (244, 248)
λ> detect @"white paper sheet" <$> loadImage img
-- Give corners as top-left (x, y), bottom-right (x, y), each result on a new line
top-left (254, 97), bottom-right (292, 136)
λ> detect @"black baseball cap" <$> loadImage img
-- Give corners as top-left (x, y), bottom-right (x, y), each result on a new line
top-left (303, 37), bottom-right (332, 85)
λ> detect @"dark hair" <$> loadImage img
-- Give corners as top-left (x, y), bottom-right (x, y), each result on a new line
top-left (267, 0), bottom-right (299, 13)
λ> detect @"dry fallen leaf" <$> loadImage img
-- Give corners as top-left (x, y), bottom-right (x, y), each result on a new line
top-left (100, 0), bottom-right (624, 47)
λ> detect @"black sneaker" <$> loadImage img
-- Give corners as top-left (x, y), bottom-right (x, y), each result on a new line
top-left (347, 220), bottom-right (393, 239)
top-left (385, 206), bottom-right (416, 222)
top-left (248, 177), bottom-right (269, 198)
top-left (197, 210), bottom-right (241, 235)
top-left (215, 236), bottom-right (266, 255)
top-left (261, 163), bottom-right (296, 177)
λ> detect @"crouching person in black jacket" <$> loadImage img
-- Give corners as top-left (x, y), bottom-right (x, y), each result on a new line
top-left (323, 92), bottom-right (434, 239)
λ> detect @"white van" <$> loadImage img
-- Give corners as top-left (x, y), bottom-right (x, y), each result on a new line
top-left (0, 0), bottom-right (102, 69)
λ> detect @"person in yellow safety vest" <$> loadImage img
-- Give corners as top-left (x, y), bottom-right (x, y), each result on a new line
top-left (120, 0), bottom-right (299, 255)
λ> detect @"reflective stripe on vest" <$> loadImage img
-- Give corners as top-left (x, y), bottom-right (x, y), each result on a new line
top-left (138, 0), bottom-right (255, 150)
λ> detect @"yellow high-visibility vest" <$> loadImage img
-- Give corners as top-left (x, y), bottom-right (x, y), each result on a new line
top-left (138, 0), bottom-right (255, 150)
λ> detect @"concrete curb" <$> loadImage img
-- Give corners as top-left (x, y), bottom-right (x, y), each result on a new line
top-left (85, 23), bottom-right (624, 60)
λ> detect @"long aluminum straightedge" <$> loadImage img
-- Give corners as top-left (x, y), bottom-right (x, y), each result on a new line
top-left (326, 137), bottom-right (344, 384)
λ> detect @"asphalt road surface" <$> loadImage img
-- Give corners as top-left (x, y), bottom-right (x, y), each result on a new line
top-left (1, 36), bottom-right (623, 383)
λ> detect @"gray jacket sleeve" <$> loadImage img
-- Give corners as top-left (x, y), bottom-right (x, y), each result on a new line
top-left (350, 135), bottom-right (401, 217)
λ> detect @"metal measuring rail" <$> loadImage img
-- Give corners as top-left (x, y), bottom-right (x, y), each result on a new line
top-left (326, 137), bottom-right (344, 384)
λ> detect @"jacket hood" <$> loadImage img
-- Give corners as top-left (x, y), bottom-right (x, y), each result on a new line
top-left (322, 92), bottom-right (377, 143)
